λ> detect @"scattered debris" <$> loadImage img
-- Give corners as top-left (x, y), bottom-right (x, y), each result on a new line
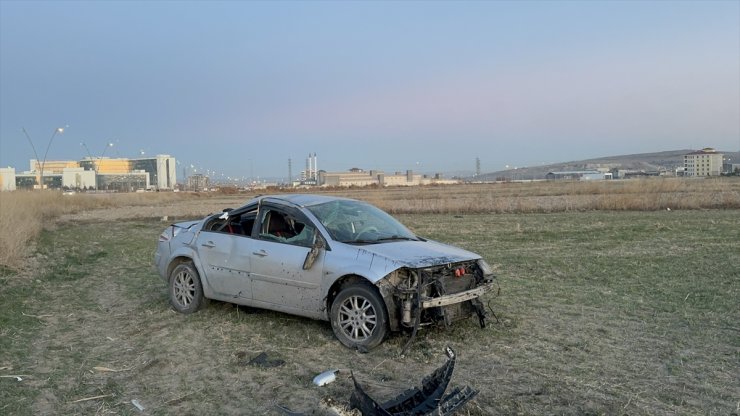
top-left (131, 399), bottom-right (145, 412)
top-left (313, 369), bottom-right (339, 386)
top-left (0, 375), bottom-right (27, 381)
top-left (93, 366), bottom-right (129, 372)
top-left (21, 312), bottom-right (53, 319)
top-left (277, 348), bottom-right (478, 415)
top-left (69, 393), bottom-right (114, 403)
top-left (247, 352), bottom-right (285, 368)
top-left (349, 347), bottom-right (478, 416)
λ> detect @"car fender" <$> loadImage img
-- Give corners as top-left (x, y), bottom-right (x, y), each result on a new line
top-left (325, 245), bottom-right (406, 285)
top-left (321, 247), bottom-right (406, 324)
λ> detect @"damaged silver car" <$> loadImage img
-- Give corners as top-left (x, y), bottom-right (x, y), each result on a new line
top-left (154, 195), bottom-right (497, 350)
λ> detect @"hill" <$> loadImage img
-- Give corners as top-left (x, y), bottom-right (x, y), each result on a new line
top-left (474, 149), bottom-right (740, 181)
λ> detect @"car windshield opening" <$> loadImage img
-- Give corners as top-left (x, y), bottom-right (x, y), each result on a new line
top-left (307, 200), bottom-right (418, 244)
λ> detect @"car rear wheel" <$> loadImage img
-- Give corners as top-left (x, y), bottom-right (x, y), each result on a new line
top-left (169, 262), bottom-right (205, 314)
top-left (330, 282), bottom-right (388, 350)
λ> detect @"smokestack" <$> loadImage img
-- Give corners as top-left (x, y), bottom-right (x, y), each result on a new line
top-left (314, 153), bottom-right (318, 179)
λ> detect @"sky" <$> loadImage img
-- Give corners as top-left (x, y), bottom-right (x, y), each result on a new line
top-left (1, 0), bottom-right (738, 181)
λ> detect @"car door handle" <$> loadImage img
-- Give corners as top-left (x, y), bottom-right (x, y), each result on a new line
top-left (201, 241), bottom-right (216, 248)
top-left (252, 250), bottom-right (268, 257)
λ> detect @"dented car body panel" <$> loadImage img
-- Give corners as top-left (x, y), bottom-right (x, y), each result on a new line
top-left (155, 194), bottom-right (496, 348)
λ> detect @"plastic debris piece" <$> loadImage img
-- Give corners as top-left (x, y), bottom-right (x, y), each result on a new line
top-left (349, 346), bottom-right (478, 416)
top-left (247, 352), bottom-right (285, 368)
top-left (0, 375), bottom-right (28, 381)
top-left (313, 369), bottom-right (339, 386)
top-left (131, 399), bottom-right (145, 411)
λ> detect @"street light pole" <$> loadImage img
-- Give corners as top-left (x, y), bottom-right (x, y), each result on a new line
top-left (22, 126), bottom-right (65, 189)
top-left (79, 141), bottom-right (113, 189)
top-left (21, 128), bottom-right (41, 181)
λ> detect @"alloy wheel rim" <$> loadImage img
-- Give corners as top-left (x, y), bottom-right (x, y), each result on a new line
top-left (338, 295), bottom-right (377, 341)
top-left (174, 270), bottom-right (195, 306)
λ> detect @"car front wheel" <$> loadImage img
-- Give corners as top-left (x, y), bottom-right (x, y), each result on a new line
top-left (330, 283), bottom-right (388, 350)
top-left (169, 262), bottom-right (205, 314)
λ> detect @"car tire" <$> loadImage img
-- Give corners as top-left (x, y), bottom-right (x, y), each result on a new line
top-left (330, 282), bottom-right (388, 350)
top-left (169, 262), bottom-right (205, 314)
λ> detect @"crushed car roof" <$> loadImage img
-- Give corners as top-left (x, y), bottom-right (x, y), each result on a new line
top-left (255, 194), bottom-right (354, 207)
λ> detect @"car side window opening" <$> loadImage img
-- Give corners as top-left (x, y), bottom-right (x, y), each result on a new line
top-left (204, 210), bottom-right (257, 236)
top-left (259, 209), bottom-right (316, 247)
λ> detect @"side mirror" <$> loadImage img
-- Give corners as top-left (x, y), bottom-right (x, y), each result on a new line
top-left (302, 237), bottom-right (324, 270)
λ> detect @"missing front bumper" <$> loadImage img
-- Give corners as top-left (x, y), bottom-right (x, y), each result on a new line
top-left (420, 282), bottom-right (496, 309)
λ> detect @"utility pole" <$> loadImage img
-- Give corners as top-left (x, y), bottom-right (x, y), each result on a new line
top-left (288, 158), bottom-right (292, 185)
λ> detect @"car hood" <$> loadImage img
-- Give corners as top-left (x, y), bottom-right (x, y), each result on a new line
top-left (346, 239), bottom-right (480, 269)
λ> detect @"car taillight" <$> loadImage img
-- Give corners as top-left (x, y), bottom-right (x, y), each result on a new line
top-left (159, 226), bottom-right (175, 242)
top-left (159, 232), bottom-right (170, 242)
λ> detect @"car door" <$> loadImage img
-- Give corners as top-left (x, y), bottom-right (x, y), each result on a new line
top-left (195, 214), bottom-right (253, 299)
top-left (248, 205), bottom-right (325, 315)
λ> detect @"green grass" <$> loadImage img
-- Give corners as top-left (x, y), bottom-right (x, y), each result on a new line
top-left (402, 210), bottom-right (740, 414)
top-left (0, 211), bottom-right (738, 415)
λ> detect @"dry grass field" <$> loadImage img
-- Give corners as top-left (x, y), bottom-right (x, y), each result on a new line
top-left (1, 178), bottom-right (739, 415)
top-left (3, 177), bottom-right (738, 271)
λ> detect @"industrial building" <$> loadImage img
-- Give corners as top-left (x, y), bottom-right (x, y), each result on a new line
top-left (545, 170), bottom-right (610, 180)
top-left (290, 153), bottom-right (457, 187)
top-left (684, 148), bottom-right (723, 177)
top-left (319, 168), bottom-right (457, 187)
top-left (0, 155), bottom-right (176, 191)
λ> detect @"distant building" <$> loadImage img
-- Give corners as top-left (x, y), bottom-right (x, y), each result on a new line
top-left (724, 164), bottom-right (740, 175)
top-left (187, 173), bottom-right (210, 192)
top-left (295, 153), bottom-right (320, 186)
top-left (684, 148), bottom-right (723, 177)
top-left (79, 154), bottom-right (176, 189)
top-left (546, 171), bottom-right (608, 180)
top-left (0, 167), bottom-right (16, 191)
top-left (61, 168), bottom-right (96, 189)
top-left (613, 169), bottom-right (666, 179)
top-left (16, 154), bottom-right (176, 191)
top-left (318, 169), bottom-right (458, 187)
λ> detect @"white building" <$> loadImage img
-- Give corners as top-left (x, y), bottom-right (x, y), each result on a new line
top-left (684, 148), bottom-right (723, 177)
top-left (61, 168), bottom-right (96, 189)
top-left (0, 167), bottom-right (16, 191)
